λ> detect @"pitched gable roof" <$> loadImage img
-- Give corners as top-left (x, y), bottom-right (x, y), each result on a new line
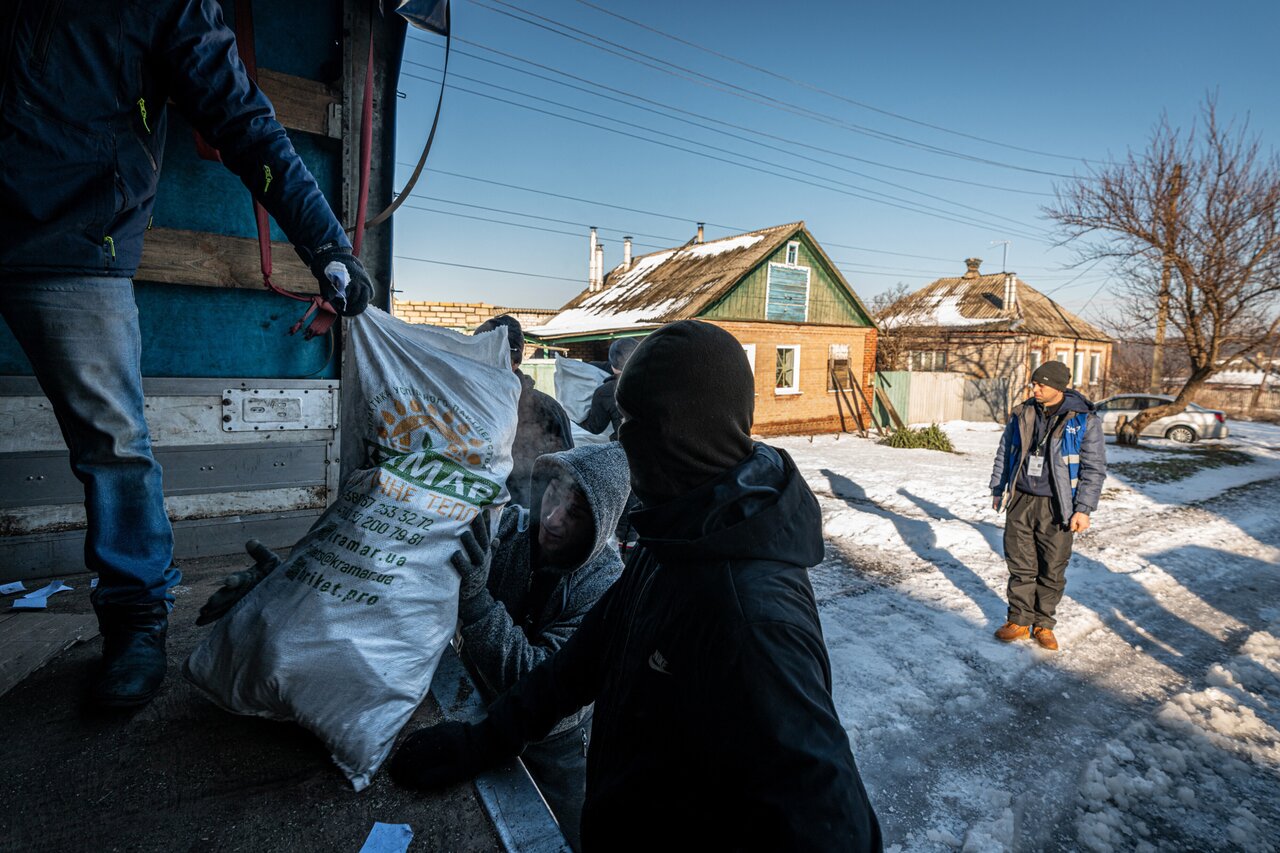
top-left (881, 266), bottom-right (1111, 343)
top-left (531, 222), bottom-right (803, 339)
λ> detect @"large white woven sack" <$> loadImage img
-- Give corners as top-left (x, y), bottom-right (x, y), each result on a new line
top-left (553, 354), bottom-right (612, 446)
top-left (184, 308), bottom-right (521, 790)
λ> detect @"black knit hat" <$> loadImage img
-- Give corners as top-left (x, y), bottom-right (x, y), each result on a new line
top-left (615, 321), bottom-right (754, 505)
top-left (1031, 360), bottom-right (1071, 392)
top-left (475, 315), bottom-right (525, 365)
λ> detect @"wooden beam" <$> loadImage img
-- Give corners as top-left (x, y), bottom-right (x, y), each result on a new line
top-left (136, 227), bottom-right (316, 292)
top-left (257, 68), bottom-right (337, 138)
top-left (0, 612), bottom-right (98, 698)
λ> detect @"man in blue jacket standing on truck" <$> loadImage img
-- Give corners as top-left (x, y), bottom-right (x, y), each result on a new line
top-left (990, 361), bottom-right (1106, 651)
top-left (0, 0), bottom-right (372, 709)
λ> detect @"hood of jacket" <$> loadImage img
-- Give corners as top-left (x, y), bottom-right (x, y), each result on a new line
top-left (530, 442), bottom-right (631, 570)
top-left (630, 443), bottom-right (824, 569)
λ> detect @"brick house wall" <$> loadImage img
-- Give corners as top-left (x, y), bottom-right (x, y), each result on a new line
top-left (709, 320), bottom-right (878, 436)
top-left (392, 300), bottom-right (559, 359)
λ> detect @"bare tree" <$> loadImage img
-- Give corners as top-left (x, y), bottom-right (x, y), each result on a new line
top-left (870, 282), bottom-right (915, 370)
top-left (1047, 97), bottom-right (1280, 442)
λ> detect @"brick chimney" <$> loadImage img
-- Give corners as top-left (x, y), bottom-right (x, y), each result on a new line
top-left (622, 236), bottom-right (632, 271)
top-left (963, 257), bottom-right (982, 279)
top-left (696, 222), bottom-right (704, 244)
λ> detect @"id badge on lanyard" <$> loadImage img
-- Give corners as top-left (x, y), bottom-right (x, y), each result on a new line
top-left (1027, 455), bottom-right (1046, 477)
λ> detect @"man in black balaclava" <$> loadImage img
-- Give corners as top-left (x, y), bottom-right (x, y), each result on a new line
top-left (388, 320), bottom-right (882, 852)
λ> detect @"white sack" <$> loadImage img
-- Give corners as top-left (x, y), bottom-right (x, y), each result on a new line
top-left (185, 308), bottom-right (521, 790)
top-left (554, 355), bottom-right (612, 447)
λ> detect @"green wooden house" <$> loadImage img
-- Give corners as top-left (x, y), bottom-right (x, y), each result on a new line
top-left (530, 222), bottom-right (879, 435)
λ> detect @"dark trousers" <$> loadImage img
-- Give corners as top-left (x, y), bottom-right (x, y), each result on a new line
top-left (1003, 491), bottom-right (1073, 629)
top-left (522, 718), bottom-right (589, 852)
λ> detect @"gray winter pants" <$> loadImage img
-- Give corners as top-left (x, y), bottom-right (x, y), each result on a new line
top-left (1003, 491), bottom-right (1074, 629)
top-left (522, 718), bottom-right (589, 851)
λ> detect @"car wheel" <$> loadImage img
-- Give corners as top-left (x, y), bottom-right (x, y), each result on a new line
top-left (1166, 425), bottom-right (1196, 443)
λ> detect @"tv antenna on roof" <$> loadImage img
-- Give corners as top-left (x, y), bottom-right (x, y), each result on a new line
top-left (990, 240), bottom-right (1011, 272)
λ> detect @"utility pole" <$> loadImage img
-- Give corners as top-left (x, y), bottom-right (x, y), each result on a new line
top-left (1150, 164), bottom-right (1183, 394)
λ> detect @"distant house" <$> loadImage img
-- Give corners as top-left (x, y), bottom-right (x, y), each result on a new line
top-left (879, 258), bottom-right (1113, 416)
top-left (529, 222), bottom-right (879, 436)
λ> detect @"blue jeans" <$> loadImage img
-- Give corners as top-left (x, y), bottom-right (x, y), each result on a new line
top-left (0, 276), bottom-right (178, 607)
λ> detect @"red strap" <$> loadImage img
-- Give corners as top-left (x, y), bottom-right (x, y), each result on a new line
top-left (191, 0), bottom-right (339, 339)
top-left (352, 28), bottom-right (375, 258)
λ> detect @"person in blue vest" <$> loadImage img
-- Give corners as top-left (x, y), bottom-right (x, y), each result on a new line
top-left (989, 360), bottom-right (1106, 650)
top-left (0, 0), bottom-right (372, 709)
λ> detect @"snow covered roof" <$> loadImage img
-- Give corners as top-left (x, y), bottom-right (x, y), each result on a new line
top-left (531, 222), bottom-right (820, 339)
top-left (880, 260), bottom-right (1111, 343)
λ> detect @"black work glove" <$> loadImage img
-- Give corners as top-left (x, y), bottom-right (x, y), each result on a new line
top-left (451, 512), bottom-right (493, 603)
top-left (388, 718), bottom-right (517, 791)
top-left (310, 246), bottom-right (372, 317)
top-left (195, 540), bottom-right (281, 626)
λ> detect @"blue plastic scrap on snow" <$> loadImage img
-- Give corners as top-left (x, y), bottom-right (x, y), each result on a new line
top-left (358, 822), bottom-right (414, 853)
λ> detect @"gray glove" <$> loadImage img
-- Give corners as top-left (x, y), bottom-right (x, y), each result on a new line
top-left (195, 539), bottom-right (281, 626)
top-left (450, 512), bottom-right (493, 601)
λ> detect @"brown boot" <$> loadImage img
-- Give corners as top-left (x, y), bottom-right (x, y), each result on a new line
top-left (994, 621), bottom-right (1030, 642)
top-left (1033, 627), bottom-right (1059, 650)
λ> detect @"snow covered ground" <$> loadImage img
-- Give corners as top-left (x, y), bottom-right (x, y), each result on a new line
top-left (773, 420), bottom-right (1280, 852)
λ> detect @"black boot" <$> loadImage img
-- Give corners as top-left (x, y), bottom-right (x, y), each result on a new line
top-left (92, 602), bottom-right (169, 709)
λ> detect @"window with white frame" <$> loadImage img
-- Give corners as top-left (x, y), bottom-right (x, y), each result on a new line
top-left (785, 241), bottom-right (800, 265)
top-left (1056, 350), bottom-right (1069, 365)
top-left (1089, 352), bottom-right (1101, 384)
top-left (742, 343), bottom-right (756, 374)
top-left (1030, 349), bottom-right (1042, 371)
top-left (775, 345), bottom-right (801, 394)
top-left (1073, 352), bottom-right (1084, 385)
top-left (827, 343), bottom-right (850, 391)
top-left (909, 350), bottom-right (948, 372)
top-left (765, 263), bottom-right (810, 322)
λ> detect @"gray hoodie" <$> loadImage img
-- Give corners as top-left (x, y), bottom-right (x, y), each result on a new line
top-left (459, 443), bottom-right (631, 734)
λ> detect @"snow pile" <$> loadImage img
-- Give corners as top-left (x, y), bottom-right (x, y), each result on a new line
top-left (1074, 620), bottom-right (1280, 852)
top-left (678, 232), bottom-right (764, 258)
top-left (770, 420), bottom-right (1280, 850)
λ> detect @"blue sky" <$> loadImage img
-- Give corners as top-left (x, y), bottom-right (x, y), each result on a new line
top-left (389, 0), bottom-right (1280, 323)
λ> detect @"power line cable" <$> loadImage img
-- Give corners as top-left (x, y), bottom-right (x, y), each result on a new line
top-left (409, 36), bottom-right (1055, 198)
top-left (409, 194), bottom-right (682, 242)
top-left (398, 200), bottom-right (670, 249)
top-left (404, 58), bottom-right (1052, 234)
top-left (565, 0), bottom-right (1094, 164)
top-left (400, 69), bottom-right (1052, 241)
top-left (393, 164), bottom-right (1067, 266)
top-left (468, 0), bottom-right (1076, 178)
top-left (395, 254), bottom-right (583, 282)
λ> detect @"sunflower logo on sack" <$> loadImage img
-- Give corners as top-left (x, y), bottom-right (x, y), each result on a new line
top-left (374, 397), bottom-right (486, 466)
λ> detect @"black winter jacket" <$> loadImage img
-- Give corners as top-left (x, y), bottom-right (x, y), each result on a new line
top-left (487, 444), bottom-right (882, 852)
top-left (579, 374), bottom-right (623, 440)
top-left (0, 0), bottom-right (347, 277)
top-left (509, 371), bottom-right (574, 509)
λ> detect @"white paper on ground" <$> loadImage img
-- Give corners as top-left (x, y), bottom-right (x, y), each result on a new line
top-left (358, 822), bottom-right (414, 853)
top-left (11, 580), bottom-right (73, 610)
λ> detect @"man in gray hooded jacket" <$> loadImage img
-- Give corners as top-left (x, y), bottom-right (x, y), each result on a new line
top-left (426, 442), bottom-right (630, 850)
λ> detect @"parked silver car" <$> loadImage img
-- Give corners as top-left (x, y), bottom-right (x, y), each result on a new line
top-left (1094, 394), bottom-right (1229, 442)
